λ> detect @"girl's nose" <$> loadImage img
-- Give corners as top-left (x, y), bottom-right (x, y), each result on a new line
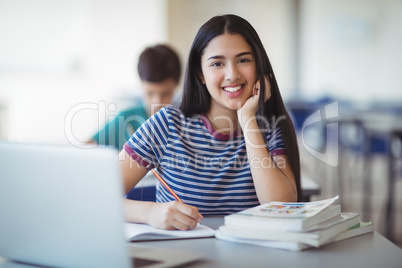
top-left (225, 63), bottom-right (240, 81)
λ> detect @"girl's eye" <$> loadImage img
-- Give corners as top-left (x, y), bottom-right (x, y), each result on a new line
top-left (211, 62), bottom-right (223, 67)
top-left (238, 58), bottom-right (251, 63)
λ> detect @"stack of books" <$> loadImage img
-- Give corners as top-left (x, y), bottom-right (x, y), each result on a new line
top-left (215, 196), bottom-right (374, 251)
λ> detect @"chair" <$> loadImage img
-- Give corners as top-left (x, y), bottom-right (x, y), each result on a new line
top-left (126, 186), bottom-right (156, 201)
top-left (125, 173), bottom-right (157, 201)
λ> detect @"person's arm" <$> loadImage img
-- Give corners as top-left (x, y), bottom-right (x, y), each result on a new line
top-left (237, 77), bottom-right (297, 203)
top-left (119, 149), bottom-right (203, 230)
top-left (241, 120), bottom-right (297, 203)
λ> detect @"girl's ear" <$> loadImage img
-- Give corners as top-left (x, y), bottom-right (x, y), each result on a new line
top-left (198, 73), bottom-right (205, 84)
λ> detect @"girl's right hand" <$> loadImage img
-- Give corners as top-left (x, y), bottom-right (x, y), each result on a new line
top-left (147, 201), bottom-right (203, 230)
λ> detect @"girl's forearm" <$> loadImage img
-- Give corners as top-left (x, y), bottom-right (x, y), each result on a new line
top-left (124, 199), bottom-right (156, 224)
top-left (243, 118), bottom-right (297, 203)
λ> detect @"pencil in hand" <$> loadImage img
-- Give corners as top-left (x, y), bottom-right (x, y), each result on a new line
top-left (151, 169), bottom-right (184, 203)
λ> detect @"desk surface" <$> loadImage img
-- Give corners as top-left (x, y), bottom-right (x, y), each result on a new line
top-left (337, 112), bottom-right (402, 134)
top-left (301, 174), bottom-right (320, 199)
top-left (1, 217), bottom-right (401, 268)
top-left (134, 217), bottom-right (401, 268)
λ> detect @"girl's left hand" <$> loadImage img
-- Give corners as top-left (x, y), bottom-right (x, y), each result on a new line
top-left (237, 75), bottom-right (271, 126)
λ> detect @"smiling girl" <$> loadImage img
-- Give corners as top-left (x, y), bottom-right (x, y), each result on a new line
top-left (120, 14), bottom-right (301, 230)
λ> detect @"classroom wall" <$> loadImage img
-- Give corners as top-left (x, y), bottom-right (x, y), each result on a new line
top-left (299, 0), bottom-right (402, 103)
top-left (168, 0), bottom-right (402, 104)
top-left (0, 0), bottom-right (168, 144)
top-left (0, 0), bottom-right (401, 144)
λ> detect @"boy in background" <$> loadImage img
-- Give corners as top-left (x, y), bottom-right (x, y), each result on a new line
top-left (88, 44), bottom-right (181, 150)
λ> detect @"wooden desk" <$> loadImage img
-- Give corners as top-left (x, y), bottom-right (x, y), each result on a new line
top-left (301, 174), bottom-right (320, 201)
top-left (132, 217), bottom-right (402, 268)
top-left (1, 217), bottom-right (401, 268)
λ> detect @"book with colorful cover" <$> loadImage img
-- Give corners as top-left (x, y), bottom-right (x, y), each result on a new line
top-left (224, 196), bottom-right (340, 231)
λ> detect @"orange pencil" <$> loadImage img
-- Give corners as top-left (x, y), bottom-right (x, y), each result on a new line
top-left (151, 169), bottom-right (184, 203)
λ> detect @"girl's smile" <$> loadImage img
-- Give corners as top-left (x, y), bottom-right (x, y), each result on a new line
top-left (222, 84), bottom-right (245, 97)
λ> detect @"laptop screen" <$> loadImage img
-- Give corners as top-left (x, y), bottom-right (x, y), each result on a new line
top-left (0, 142), bottom-right (132, 268)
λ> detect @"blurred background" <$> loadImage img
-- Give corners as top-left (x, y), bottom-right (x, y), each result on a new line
top-left (0, 0), bottom-right (401, 245)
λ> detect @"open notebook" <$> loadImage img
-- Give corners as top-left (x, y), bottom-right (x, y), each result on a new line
top-left (125, 223), bottom-right (216, 242)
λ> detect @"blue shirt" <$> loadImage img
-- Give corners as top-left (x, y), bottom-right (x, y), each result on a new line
top-left (92, 103), bottom-right (148, 150)
top-left (124, 105), bottom-right (286, 216)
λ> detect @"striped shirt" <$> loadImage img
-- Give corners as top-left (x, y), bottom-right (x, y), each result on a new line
top-left (124, 105), bottom-right (286, 216)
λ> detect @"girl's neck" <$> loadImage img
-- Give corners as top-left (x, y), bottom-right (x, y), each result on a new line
top-left (206, 109), bottom-right (239, 135)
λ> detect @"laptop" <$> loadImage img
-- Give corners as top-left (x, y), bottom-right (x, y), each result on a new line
top-left (0, 142), bottom-right (202, 268)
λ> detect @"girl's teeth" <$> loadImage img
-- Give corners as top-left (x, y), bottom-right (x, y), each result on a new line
top-left (223, 85), bottom-right (242, 92)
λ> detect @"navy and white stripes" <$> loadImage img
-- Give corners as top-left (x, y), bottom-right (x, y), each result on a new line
top-left (124, 105), bottom-right (286, 216)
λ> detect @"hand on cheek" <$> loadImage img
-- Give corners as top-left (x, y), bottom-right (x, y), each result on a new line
top-left (237, 75), bottom-right (271, 127)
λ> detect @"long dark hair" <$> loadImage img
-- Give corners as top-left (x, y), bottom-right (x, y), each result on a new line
top-left (180, 14), bottom-right (301, 201)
